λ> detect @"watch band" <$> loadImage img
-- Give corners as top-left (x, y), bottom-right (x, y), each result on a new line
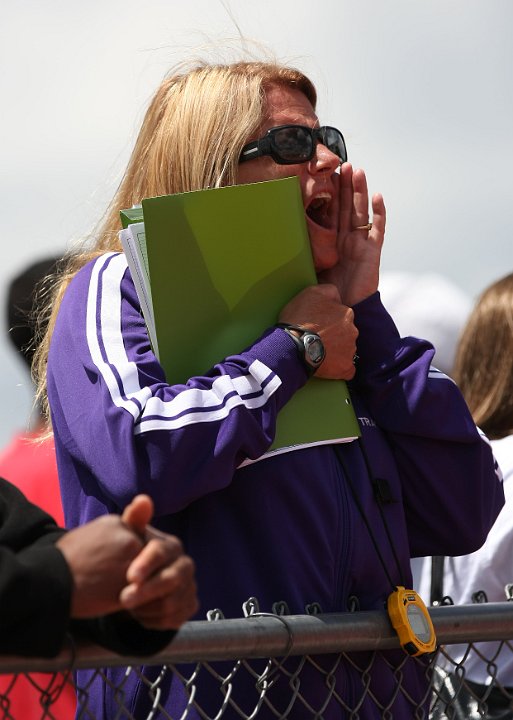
top-left (276, 323), bottom-right (326, 375)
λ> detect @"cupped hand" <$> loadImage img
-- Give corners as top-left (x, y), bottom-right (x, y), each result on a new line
top-left (318, 163), bottom-right (386, 307)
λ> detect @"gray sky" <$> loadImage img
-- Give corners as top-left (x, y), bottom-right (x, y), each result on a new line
top-left (1, 0), bottom-right (512, 446)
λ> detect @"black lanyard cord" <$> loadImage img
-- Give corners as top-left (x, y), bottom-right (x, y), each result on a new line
top-left (357, 437), bottom-right (405, 585)
top-left (334, 441), bottom-right (405, 592)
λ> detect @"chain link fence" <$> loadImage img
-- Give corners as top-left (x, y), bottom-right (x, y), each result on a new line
top-left (1, 600), bottom-right (513, 719)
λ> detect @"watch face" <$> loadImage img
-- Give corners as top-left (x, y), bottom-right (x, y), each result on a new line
top-left (304, 334), bottom-right (325, 366)
top-left (406, 604), bottom-right (432, 643)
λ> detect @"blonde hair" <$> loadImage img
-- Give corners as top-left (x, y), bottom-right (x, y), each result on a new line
top-left (453, 272), bottom-right (513, 440)
top-left (33, 59), bottom-right (316, 426)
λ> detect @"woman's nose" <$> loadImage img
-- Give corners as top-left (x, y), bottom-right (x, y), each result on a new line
top-left (310, 142), bottom-right (341, 173)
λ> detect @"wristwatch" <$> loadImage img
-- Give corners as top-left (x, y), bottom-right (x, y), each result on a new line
top-left (276, 323), bottom-right (326, 375)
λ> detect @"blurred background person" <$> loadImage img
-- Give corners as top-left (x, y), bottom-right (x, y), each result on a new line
top-left (379, 271), bottom-right (473, 377)
top-left (0, 256), bottom-right (64, 523)
top-left (0, 256), bottom-right (75, 718)
top-left (419, 271), bottom-right (513, 716)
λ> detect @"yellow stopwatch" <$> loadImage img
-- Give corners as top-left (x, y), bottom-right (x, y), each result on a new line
top-left (387, 586), bottom-right (437, 656)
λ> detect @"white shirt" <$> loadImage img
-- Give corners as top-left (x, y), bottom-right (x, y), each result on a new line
top-left (418, 434), bottom-right (513, 685)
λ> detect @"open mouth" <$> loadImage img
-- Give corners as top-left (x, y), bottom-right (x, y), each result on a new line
top-left (305, 193), bottom-right (333, 229)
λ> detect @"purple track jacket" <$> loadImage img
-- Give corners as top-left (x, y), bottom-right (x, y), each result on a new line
top-left (47, 252), bottom-right (503, 718)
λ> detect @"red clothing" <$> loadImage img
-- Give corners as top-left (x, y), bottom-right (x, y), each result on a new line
top-left (0, 430), bottom-right (75, 719)
top-left (0, 431), bottom-right (64, 525)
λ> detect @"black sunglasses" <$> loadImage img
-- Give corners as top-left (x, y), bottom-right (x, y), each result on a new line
top-left (240, 124), bottom-right (348, 165)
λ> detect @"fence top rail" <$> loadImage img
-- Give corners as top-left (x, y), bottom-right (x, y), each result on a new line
top-left (2, 602), bottom-right (513, 675)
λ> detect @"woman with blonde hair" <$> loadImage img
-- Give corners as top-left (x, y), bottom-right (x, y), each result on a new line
top-left (421, 272), bottom-right (513, 717)
top-left (453, 272), bottom-right (513, 439)
top-left (38, 57), bottom-right (502, 718)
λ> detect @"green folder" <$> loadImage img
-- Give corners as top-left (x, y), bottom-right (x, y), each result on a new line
top-left (121, 176), bottom-right (360, 454)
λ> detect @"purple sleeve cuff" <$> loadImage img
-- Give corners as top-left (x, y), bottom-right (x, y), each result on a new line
top-left (239, 325), bottom-right (311, 397)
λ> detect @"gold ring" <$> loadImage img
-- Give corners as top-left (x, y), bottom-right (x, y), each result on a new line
top-left (354, 223), bottom-right (372, 232)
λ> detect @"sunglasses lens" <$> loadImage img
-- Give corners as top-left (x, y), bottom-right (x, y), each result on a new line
top-left (271, 127), bottom-right (313, 163)
top-left (321, 128), bottom-right (347, 162)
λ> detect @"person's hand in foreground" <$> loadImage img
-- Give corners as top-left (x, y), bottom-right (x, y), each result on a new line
top-left (120, 494), bottom-right (199, 629)
top-left (56, 494), bottom-right (198, 629)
